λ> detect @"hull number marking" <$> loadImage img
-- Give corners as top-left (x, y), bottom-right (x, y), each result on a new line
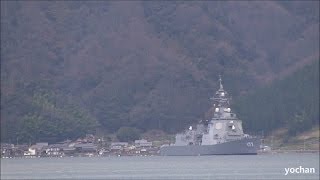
top-left (246, 142), bottom-right (254, 147)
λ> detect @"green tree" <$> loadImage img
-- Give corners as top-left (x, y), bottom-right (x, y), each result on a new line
top-left (288, 110), bottom-right (308, 136)
top-left (116, 127), bottom-right (141, 142)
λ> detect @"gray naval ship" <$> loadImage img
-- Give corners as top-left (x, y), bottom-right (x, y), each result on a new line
top-left (160, 76), bottom-right (261, 156)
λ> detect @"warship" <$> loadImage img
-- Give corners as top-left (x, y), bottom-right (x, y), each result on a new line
top-left (160, 76), bottom-right (261, 156)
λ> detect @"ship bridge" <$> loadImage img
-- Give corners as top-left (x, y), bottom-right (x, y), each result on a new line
top-left (210, 75), bottom-right (235, 120)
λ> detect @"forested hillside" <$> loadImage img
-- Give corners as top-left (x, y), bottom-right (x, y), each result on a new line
top-left (235, 60), bottom-right (319, 135)
top-left (1, 1), bottom-right (319, 143)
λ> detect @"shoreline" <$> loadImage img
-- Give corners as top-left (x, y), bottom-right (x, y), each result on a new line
top-left (2, 150), bottom-right (319, 159)
top-left (259, 149), bottom-right (319, 154)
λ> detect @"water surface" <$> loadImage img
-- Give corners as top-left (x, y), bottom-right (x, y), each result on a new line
top-left (1, 153), bottom-right (319, 179)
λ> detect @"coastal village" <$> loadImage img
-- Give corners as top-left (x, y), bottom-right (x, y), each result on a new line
top-left (1, 134), bottom-right (169, 158)
top-left (3, 128), bottom-right (320, 158)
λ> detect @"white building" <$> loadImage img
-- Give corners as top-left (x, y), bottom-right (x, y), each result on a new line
top-left (134, 139), bottom-right (152, 147)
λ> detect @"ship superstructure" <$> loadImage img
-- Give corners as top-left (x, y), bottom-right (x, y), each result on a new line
top-left (160, 76), bottom-right (260, 155)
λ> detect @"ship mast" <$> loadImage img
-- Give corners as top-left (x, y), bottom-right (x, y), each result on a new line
top-left (219, 75), bottom-right (224, 90)
top-left (210, 75), bottom-right (232, 118)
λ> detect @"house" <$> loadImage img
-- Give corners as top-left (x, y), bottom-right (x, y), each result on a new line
top-left (74, 143), bottom-right (97, 153)
top-left (75, 134), bottom-right (96, 144)
top-left (98, 148), bottom-right (109, 155)
top-left (1, 143), bottom-right (14, 157)
top-left (110, 142), bottom-right (128, 150)
top-left (85, 134), bottom-right (95, 143)
top-left (134, 139), bottom-right (152, 147)
top-left (123, 145), bottom-right (137, 155)
top-left (24, 148), bottom-right (36, 156)
top-left (14, 144), bottom-right (29, 157)
top-left (63, 147), bottom-right (76, 156)
top-left (24, 142), bottom-right (48, 156)
top-left (110, 142), bottom-right (128, 154)
top-left (44, 144), bottom-right (65, 157)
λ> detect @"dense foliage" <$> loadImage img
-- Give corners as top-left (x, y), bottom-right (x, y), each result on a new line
top-left (1, 87), bottom-right (98, 143)
top-left (116, 127), bottom-right (141, 142)
top-left (235, 61), bottom-right (319, 135)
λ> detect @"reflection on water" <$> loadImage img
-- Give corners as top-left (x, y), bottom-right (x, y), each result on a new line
top-left (1, 153), bottom-right (319, 179)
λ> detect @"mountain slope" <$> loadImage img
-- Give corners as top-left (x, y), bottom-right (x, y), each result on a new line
top-left (235, 60), bottom-right (319, 134)
top-left (1, 1), bottom-right (319, 143)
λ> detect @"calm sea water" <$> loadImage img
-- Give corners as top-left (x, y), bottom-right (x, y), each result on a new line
top-left (1, 153), bottom-right (319, 180)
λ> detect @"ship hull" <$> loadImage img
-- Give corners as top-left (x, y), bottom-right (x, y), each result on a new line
top-left (160, 138), bottom-right (260, 156)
